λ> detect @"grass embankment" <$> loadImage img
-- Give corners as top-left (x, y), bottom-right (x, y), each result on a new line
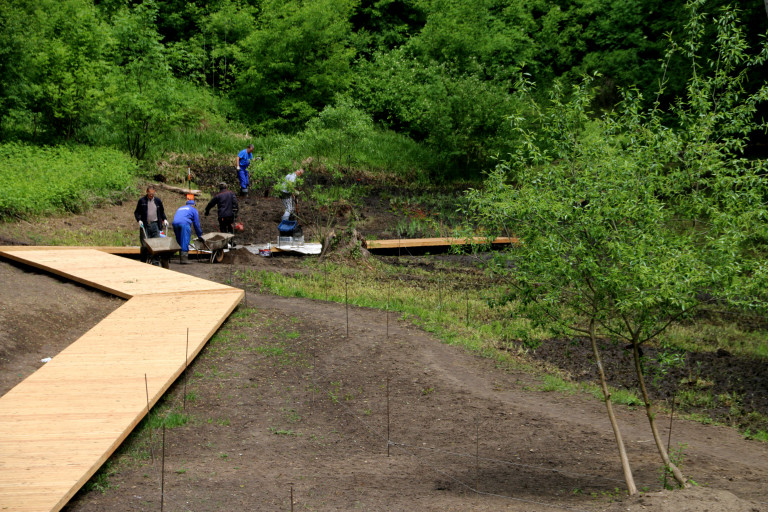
top-left (0, 142), bottom-right (136, 221)
top-left (239, 257), bottom-right (768, 442)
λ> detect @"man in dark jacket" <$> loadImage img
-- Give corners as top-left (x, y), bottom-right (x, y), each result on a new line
top-left (133, 185), bottom-right (168, 265)
top-left (205, 182), bottom-right (239, 234)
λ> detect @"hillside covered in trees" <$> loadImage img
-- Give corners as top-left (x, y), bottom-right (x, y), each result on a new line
top-left (2, 0), bottom-right (767, 178)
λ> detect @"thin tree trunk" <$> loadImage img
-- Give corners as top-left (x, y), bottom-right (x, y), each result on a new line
top-left (631, 341), bottom-right (689, 488)
top-left (590, 321), bottom-right (637, 495)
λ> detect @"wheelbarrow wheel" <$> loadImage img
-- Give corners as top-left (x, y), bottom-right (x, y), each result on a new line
top-left (213, 249), bottom-right (224, 263)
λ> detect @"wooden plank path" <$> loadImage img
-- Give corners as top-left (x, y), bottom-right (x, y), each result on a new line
top-left (364, 235), bottom-right (517, 250)
top-left (0, 247), bottom-right (244, 512)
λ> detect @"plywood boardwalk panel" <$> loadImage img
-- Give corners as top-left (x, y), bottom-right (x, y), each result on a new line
top-left (0, 247), bottom-right (244, 512)
top-left (364, 236), bottom-right (518, 250)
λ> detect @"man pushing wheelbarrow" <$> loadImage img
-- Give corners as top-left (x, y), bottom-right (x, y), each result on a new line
top-left (172, 195), bottom-right (204, 264)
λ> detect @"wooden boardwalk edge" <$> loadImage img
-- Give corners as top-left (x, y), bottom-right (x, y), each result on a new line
top-left (0, 247), bottom-right (244, 512)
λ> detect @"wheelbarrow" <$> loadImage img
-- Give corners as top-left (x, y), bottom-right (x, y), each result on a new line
top-left (140, 226), bottom-right (181, 268)
top-left (194, 232), bottom-right (235, 263)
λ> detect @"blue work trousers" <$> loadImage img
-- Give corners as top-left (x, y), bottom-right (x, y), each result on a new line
top-left (173, 223), bottom-right (192, 252)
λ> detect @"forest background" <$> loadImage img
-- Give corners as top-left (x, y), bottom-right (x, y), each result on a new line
top-left (2, 0), bottom-right (768, 200)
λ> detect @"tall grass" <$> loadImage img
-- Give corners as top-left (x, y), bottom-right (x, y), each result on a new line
top-left (662, 322), bottom-right (768, 358)
top-left (240, 260), bottom-right (546, 358)
top-left (0, 142), bottom-right (135, 220)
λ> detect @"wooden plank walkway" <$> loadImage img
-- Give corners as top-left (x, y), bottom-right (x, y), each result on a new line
top-left (364, 235), bottom-right (518, 250)
top-left (0, 247), bottom-right (244, 512)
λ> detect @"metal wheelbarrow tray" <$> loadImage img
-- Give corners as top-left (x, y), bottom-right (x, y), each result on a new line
top-left (140, 226), bottom-right (181, 268)
top-left (194, 232), bottom-right (235, 263)
top-left (143, 237), bottom-right (182, 256)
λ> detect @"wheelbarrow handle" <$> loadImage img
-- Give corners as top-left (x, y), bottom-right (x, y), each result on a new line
top-left (198, 236), bottom-right (211, 251)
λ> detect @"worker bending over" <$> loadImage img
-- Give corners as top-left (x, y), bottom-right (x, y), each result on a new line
top-left (205, 182), bottom-right (239, 234)
top-left (173, 196), bottom-right (204, 264)
top-left (280, 168), bottom-right (304, 221)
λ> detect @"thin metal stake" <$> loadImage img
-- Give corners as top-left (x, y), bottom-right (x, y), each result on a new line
top-left (161, 424), bottom-right (166, 512)
top-left (475, 420), bottom-right (480, 492)
top-left (466, 289), bottom-right (470, 327)
top-left (386, 281), bottom-right (390, 339)
top-left (386, 375), bottom-right (391, 457)
top-left (183, 328), bottom-right (189, 410)
top-left (290, 482), bottom-right (295, 512)
top-left (664, 394), bottom-right (676, 489)
top-left (438, 274), bottom-right (442, 314)
top-left (145, 374), bottom-right (155, 463)
top-left (324, 263), bottom-right (328, 301)
top-left (243, 267), bottom-right (248, 309)
top-left (312, 353), bottom-right (316, 407)
top-left (345, 276), bottom-right (349, 337)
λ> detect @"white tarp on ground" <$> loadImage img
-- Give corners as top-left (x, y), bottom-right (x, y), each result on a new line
top-left (244, 243), bottom-right (322, 256)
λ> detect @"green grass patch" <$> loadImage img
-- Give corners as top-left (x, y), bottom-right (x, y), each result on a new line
top-left (25, 226), bottom-right (136, 247)
top-left (538, 374), bottom-right (574, 393)
top-left (661, 322), bottom-right (768, 358)
top-left (745, 429), bottom-right (768, 442)
top-left (0, 142), bottom-right (136, 220)
top-left (149, 411), bottom-right (189, 430)
top-left (240, 261), bottom-right (547, 361)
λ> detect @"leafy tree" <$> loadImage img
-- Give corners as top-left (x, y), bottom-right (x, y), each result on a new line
top-left (304, 97), bottom-right (375, 172)
top-left (234, 0), bottom-right (357, 131)
top-left (408, 0), bottom-right (537, 82)
top-left (104, 1), bottom-right (183, 159)
top-left (354, 48), bottom-right (518, 175)
top-left (197, 0), bottom-right (259, 93)
top-left (465, 1), bottom-right (768, 494)
top-left (350, 0), bottom-right (426, 56)
top-left (0, 0), bottom-right (110, 140)
top-left (0, 2), bottom-right (32, 137)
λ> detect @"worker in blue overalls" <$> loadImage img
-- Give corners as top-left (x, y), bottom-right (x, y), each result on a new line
top-left (235, 144), bottom-right (254, 195)
top-left (172, 195), bottom-right (204, 264)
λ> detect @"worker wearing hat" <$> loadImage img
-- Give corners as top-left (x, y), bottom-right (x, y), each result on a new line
top-left (205, 182), bottom-right (239, 234)
top-left (172, 195), bottom-right (204, 264)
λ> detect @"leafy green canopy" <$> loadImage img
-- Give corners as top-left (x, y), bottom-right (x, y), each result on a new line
top-left (465, 2), bottom-right (768, 346)
top-left (234, 0), bottom-right (357, 131)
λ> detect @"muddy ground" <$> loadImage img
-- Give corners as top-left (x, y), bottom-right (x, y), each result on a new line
top-left (1, 169), bottom-right (768, 510)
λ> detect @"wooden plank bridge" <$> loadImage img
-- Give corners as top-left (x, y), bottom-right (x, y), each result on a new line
top-left (0, 247), bottom-right (243, 512)
top-left (363, 235), bottom-right (517, 250)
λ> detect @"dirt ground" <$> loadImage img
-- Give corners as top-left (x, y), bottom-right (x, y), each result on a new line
top-left (1, 173), bottom-right (768, 511)
top-left (1, 253), bottom-right (767, 512)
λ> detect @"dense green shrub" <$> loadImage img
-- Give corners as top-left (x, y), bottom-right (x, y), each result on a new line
top-left (0, 143), bottom-right (135, 220)
top-left (354, 49), bottom-right (518, 176)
